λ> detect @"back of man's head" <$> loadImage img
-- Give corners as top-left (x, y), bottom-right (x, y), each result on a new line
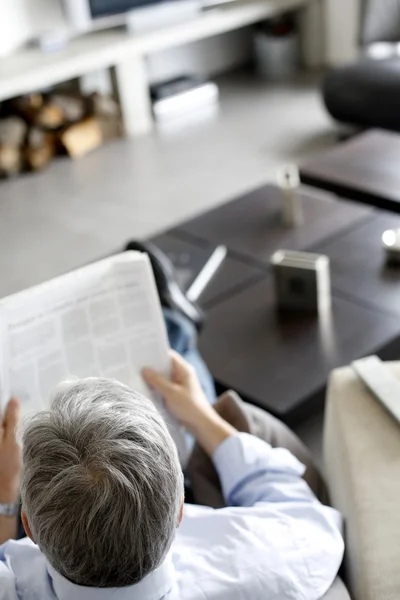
top-left (20, 378), bottom-right (184, 588)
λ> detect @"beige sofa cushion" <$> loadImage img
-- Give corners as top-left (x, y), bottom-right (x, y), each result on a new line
top-left (322, 577), bottom-right (351, 600)
top-left (324, 362), bottom-right (400, 600)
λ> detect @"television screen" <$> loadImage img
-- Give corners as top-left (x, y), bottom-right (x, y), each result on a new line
top-left (90, 0), bottom-right (163, 16)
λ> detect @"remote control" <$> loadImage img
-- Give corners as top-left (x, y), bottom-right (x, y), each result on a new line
top-left (352, 355), bottom-right (400, 425)
top-left (186, 245), bottom-right (227, 302)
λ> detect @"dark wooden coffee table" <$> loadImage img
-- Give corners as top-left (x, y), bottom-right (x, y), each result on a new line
top-left (198, 278), bottom-right (400, 423)
top-left (310, 211), bottom-right (400, 318)
top-left (300, 130), bottom-right (400, 214)
top-left (150, 184), bottom-right (400, 422)
top-left (176, 184), bottom-right (374, 266)
top-left (150, 232), bottom-right (265, 310)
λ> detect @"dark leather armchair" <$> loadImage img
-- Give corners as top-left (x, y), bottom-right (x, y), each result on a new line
top-left (323, 1), bottom-right (400, 131)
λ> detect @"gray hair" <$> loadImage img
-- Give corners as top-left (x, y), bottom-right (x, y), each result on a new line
top-left (20, 378), bottom-right (184, 588)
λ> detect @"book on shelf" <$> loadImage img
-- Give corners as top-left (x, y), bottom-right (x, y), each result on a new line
top-left (151, 75), bottom-right (219, 122)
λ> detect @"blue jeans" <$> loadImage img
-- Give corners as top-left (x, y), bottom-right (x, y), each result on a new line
top-left (163, 308), bottom-right (216, 404)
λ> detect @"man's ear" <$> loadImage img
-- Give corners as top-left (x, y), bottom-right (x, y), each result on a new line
top-left (177, 497), bottom-right (184, 528)
top-left (21, 509), bottom-right (35, 543)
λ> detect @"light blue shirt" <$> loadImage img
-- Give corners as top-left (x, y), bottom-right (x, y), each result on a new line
top-left (0, 433), bottom-right (344, 600)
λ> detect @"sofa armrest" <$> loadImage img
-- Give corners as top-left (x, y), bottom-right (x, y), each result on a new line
top-left (324, 362), bottom-right (400, 600)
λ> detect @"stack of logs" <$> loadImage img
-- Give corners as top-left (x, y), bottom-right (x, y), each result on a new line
top-left (0, 91), bottom-right (122, 178)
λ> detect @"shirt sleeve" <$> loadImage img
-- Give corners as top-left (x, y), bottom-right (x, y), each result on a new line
top-left (213, 433), bottom-right (344, 600)
top-left (0, 542), bottom-right (18, 600)
top-left (213, 432), bottom-right (324, 508)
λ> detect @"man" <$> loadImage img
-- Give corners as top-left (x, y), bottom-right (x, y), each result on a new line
top-left (0, 349), bottom-right (343, 600)
top-left (0, 243), bottom-right (344, 599)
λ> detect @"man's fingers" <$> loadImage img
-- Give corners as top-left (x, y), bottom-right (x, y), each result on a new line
top-left (4, 398), bottom-right (20, 440)
top-left (142, 368), bottom-right (175, 395)
top-left (142, 351), bottom-right (193, 394)
top-left (170, 350), bottom-right (193, 382)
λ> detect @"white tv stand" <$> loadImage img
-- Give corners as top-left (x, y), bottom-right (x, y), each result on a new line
top-left (0, 0), bottom-right (322, 137)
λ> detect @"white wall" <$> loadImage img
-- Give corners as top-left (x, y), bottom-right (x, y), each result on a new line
top-left (147, 28), bottom-right (252, 83)
top-left (0, 0), bottom-right (30, 56)
top-left (0, 0), bottom-right (64, 57)
top-left (324, 0), bottom-right (360, 65)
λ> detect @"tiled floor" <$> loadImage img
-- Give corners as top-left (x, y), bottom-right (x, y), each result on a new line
top-left (0, 68), bottom-right (336, 298)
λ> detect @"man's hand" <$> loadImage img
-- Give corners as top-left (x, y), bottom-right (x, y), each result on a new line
top-left (142, 351), bottom-right (236, 456)
top-left (143, 350), bottom-right (215, 431)
top-left (0, 399), bottom-right (21, 503)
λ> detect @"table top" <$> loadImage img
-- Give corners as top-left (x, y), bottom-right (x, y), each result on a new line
top-left (311, 212), bottom-right (400, 318)
top-left (150, 231), bottom-right (264, 309)
top-left (198, 277), bottom-right (400, 421)
top-left (300, 130), bottom-right (400, 214)
top-left (154, 183), bottom-right (400, 421)
top-left (177, 184), bottom-right (373, 265)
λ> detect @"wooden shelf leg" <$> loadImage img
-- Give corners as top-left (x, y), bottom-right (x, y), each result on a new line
top-left (112, 54), bottom-right (154, 137)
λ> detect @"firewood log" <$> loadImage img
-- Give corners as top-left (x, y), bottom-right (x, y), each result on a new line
top-left (0, 145), bottom-right (23, 177)
top-left (25, 128), bottom-right (55, 171)
top-left (0, 117), bottom-right (27, 147)
top-left (60, 117), bottom-right (103, 158)
top-left (25, 144), bottom-right (54, 171)
top-left (11, 94), bottom-right (69, 129)
top-left (35, 104), bottom-right (65, 130)
top-left (27, 126), bottom-right (47, 149)
top-left (91, 93), bottom-right (122, 141)
top-left (50, 94), bottom-right (87, 123)
top-left (91, 93), bottom-right (120, 118)
top-left (9, 94), bottom-right (44, 122)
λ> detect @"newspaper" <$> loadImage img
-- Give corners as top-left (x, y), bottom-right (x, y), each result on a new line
top-left (0, 251), bottom-right (189, 465)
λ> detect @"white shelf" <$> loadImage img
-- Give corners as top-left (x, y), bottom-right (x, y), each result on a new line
top-left (0, 0), bottom-right (310, 102)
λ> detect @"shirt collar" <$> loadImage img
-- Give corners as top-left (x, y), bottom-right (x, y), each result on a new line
top-left (46, 551), bottom-right (176, 600)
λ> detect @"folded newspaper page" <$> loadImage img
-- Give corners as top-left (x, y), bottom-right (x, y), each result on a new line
top-left (0, 251), bottom-right (189, 465)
